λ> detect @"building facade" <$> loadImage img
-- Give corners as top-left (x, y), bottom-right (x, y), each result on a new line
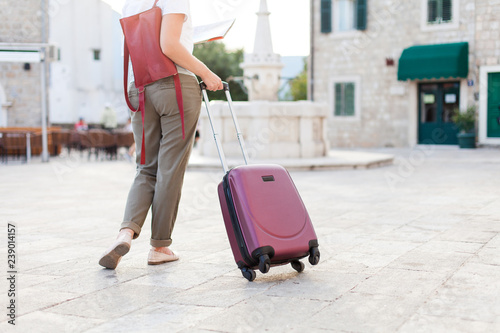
top-left (0, 0), bottom-right (49, 127)
top-left (311, 0), bottom-right (500, 147)
top-left (49, 0), bottom-right (125, 125)
top-left (0, 0), bottom-right (124, 128)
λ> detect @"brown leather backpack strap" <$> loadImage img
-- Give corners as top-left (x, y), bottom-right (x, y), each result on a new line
top-left (123, 42), bottom-right (139, 112)
top-left (124, 41), bottom-right (147, 165)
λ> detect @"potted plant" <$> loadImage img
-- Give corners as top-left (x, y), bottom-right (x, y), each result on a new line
top-left (452, 105), bottom-right (477, 149)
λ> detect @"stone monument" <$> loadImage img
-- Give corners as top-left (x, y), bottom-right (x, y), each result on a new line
top-left (240, 0), bottom-right (284, 101)
top-left (198, 0), bottom-right (328, 161)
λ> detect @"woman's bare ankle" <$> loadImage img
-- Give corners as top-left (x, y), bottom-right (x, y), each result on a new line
top-left (118, 228), bottom-right (134, 239)
top-left (153, 247), bottom-right (173, 255)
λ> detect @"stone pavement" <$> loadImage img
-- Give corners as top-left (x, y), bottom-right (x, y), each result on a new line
top-left (0, 147), bottom-right (499, 332)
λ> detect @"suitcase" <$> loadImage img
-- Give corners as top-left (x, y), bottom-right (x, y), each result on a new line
top-left (201, 82), bottom-right (320, 281)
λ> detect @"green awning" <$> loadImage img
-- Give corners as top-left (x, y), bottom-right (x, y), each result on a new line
top-left (398, 42), bottom-right (469, 81)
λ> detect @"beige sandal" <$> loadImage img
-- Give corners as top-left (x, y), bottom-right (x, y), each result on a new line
top-left (98, 231), bottom-right (132, 269)
top-left (147, 249), bottom-right (179, 265)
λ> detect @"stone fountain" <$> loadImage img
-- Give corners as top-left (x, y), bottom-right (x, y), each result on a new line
top-left (198, 0), bottom-right (329, 161)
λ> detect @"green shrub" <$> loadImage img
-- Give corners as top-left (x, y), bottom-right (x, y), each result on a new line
top-left (452, 105), bottom-right (476, 133)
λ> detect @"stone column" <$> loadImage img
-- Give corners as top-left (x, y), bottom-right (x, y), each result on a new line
top-left (240, 0), bottom-right (284, 101)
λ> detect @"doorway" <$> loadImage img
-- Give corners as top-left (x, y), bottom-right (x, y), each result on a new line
top-left (418, 82), bottom-right (460, 144)
top-left (487, 72), bottom-right (500, 138)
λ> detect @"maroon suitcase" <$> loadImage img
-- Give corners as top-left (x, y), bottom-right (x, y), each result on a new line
top-left (201, 82), bottom-right (320, 281)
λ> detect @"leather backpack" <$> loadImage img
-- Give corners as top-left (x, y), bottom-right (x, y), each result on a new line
top-left (120, 0), bottom-right (185, 164)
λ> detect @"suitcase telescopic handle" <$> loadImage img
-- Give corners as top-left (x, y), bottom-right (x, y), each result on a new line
top-left (200, 81), bottom-right (250, 174)
top-left (200, 81), bottom-right (229, 91)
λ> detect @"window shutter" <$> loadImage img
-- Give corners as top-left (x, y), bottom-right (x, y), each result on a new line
top-left (345, 83), bottom-right (355, 116)
top-left (442, 0), bottom-right (452, 22)
top-left (356, 0), bottom-right (367, 31)
top-left (321, 0), bottom-right (332, 33)
top-left (428, 0), bottom-right (438, 23)
top-left (334, 83), bottom-right (342, 116)
top-left (334, 82), bottom-right (356, 116)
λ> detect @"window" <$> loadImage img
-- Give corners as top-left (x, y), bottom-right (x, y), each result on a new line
top-left (321, 0), bottom-right (332, 33)
top-left (321, 0), bottom-right (367, 33)
top-left (93, 49), bottom-right (101, 61)
top-left (334, 0), bottom-right (355, 32)
top-left (334, 82), bottom-right (355, 116)
top-left (427, 0), bottom-right (452, 24)
top-left (421, 0), bottom-right (458, 31)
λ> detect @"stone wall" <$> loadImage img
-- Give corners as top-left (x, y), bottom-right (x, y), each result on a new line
top-left (475, 1), bottom-right (500, 67)
top-left (0, 63), bottom-right (43, 127)
top-left (0, 0), bottom-right (41, 43)
top-left (198, 101), bottom-right (329, 160)
top-left (312, 0), bottom-right (496, 148)
top-left (0, 0), bottom-right (48, 127)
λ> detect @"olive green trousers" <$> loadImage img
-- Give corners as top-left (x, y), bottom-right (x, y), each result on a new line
top-left (121, 74), bottom-right (201, 247)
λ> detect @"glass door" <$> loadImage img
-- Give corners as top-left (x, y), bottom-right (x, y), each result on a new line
top-left (418, 82), bottom-right (459, 144)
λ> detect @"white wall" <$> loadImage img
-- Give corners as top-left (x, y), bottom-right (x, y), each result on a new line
top-left (49, 0), bottom-right (126, 126)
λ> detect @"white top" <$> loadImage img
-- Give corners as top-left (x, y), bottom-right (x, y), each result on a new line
top-left (122, 0), bottom-right (194, 78)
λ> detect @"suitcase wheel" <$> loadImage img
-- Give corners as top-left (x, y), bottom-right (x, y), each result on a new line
top-left (241, 267), bottom-right (256, 281)
top-left (309, 247), bottom-right (320, 265)
top-left (258, 254), bottom-right (271, 274)
top-left (291, 260), bottom-right (305, 273)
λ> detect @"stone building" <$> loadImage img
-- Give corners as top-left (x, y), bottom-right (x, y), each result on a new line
top-left (0, 0), bottom-right (124, 128)
top-left (311, 0), bottom-right (500, 147)
top-left (0, 0), bottom-right (49, 127)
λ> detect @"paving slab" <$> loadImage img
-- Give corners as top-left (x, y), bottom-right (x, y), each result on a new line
top-left (195, 294), bottom-right (330, 332)
top-left (399, 314), bottom-right (499, 333)
top-left (351, 267), bottom-right (448, 298)
top-left (325, 251), bottom-right (404, 275)
top-left (305, 292), bottom-right (423, 332)
top-left (386, 250), bottom-right (471, 274)
top-left (85, 302), bottom-right (226, 333)
top-left (0, 147), bottom-right (499, 332)
top-left (0, 311), bottom-right (104, 333)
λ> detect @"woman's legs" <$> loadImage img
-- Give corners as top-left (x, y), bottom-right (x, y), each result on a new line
top-left (149, 74), bottom-right (201, 249)
top-left (121, 83), bottom-right (163, 237)
top-left (99, 81), bottom-right (162, 269)
top-left (99, 75), bottom-right (201, 268)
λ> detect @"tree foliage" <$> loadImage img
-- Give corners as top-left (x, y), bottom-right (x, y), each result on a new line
top-left (289, 58), bottom-right (308, 101)
top-left (193, 42), bottom-right (248, 101)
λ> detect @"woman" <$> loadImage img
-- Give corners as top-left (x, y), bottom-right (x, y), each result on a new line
top-left (99, 0), bottom-right (222, 269)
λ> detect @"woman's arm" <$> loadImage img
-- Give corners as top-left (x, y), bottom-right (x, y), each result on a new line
top-left (160, 13), bottom-right (223, 91)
